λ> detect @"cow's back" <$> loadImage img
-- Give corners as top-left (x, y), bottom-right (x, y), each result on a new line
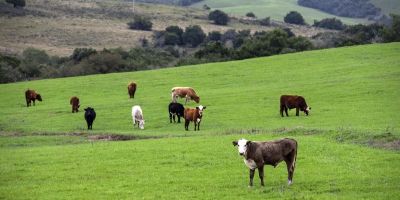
top-left (258, 138), bottom-right (297, 163)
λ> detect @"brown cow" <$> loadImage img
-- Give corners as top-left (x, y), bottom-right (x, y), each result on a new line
top-left (128, 82), bottom-right (137, 99)
top-left (171, 87), bottom-right (200, 104)
top-left (280, 95), bottom-right (311, 117)
top-left (184, 105), bottom-right (206, 131)
top-left (232, 138), bottom-right (298, 187)
top-left (25, 89), bottom-right (42, 107)
top-left (70, 96), bottom-right (80, 113)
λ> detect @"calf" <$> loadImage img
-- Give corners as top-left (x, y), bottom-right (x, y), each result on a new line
top-left (169, 102), bottom-right (184, 123)
top-left (25, 89), bottom-right (42, 107)
top-left (280, 95), bottom-right (311, 117)
top-left (184, 105), bottom-right (206, 131)
top-left (128, 82), bottom-right (137, 99)
top-left (232, 138), bottom-right (297, 187)
top-left (70, 96), bottom-right (80, 113)
top-left (132, 105), bottom-right (145, 129)
top-left (84, 107), bottom-right (96, 130)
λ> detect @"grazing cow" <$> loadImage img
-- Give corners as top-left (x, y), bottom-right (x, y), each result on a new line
top-left (25, 89), bottom-right (42, 107)
top-left (84, 107), bottom-right (96, 130)
top-left (128, 82), bottom-right (137, 99)
top-left (184, 105), bottom-right (206, 131)
top-left (70, 96), bottom-right (80, 113)
top-left (171, 87), bottom-right (200, 104)
top-left (169, 102), bottom-right (184, 123)
top-left (132, 105), bottom-right (145, 129)
top-left (232, 138), bottom-right (298, 187)
top-left (280, 95), bottom-right (311, 117)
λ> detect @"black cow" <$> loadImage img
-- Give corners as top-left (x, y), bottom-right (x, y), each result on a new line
top-left (169, 102), bottom-right (184, 123)
top-left (84, 107), bottom-right (96, 130)
top-left (280, 95), bottom-right (311, 117)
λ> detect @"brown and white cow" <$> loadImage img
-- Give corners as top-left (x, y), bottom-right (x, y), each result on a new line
top-left (184, 105), bottom-right (206, 131)
top-left (128, 82), bottom-right (137, 99)
top-left (25, 89), bottom-right (42, 107)
top-left (70, 96), bottom-right (80, 113)
top-left (232, 138), bottom-right (298, 187)
top-left (280, 95), bottom-right (311, 117)
top-left (171, 87), bottom-right (200, 104)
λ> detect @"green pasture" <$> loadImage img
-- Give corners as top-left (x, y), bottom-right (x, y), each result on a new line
top-left (0, 43), bottom-right (400, 199)
top-left (192, 0), bottom-right (371, 24)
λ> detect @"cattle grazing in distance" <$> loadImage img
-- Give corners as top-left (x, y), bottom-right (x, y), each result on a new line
top-left (132, 105), bottom-right (145, 129)
top-left (128, 82), bottom-right (137, 99)
top-left (171, 87), bottom-right (200, 104)
top-left (70, 96), bottom-right (80, 113)
top-left (184, 105), bottom-right (206, 131)
top-left (280, 95), bottom-right (311, 117)
top-left (232, 138), bottom-right (298, 187)
top-left (25, 89), bottom-right (42, 107)
top-left (169, 102), bottom-right (184, 123)
top-left (84, 107), bottom-right (96, 130)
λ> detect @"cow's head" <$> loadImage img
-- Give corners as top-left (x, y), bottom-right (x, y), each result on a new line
top-left (304, 106), bottom-right (311, 115)
top-left (138, 119), bottom-right (145, 130)
top-left (36, 94), bottom-right (42, 101)
top-left (232, 138), bottom-right (251, 156)
top-left (84, 107), bottom-right (94, 113)
top-left (193, 96), bottom-right (200, 103)
top-left (196, 105), bottom-right (206, 116)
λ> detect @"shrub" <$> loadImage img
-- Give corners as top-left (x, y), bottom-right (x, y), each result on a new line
top-left (208, 10), bottom-right (229, 25)
top-left (259, 17), bottom-right (271, 26)
top-left (207, 31), bottom-right (222, 42)
top-left (127, 15), bottom-right (152, 31)
top-left (71, 48), bottom-right (97, 62)
top-left (314, 18), bottom-right (345, 30)
top-left (6, 0), bottom-right (25, 8)
top-left (284, 11), bottom-right (305, 25)
top-left (182, 25), bottom-right (206, 47)
top-left (164, 26), bottom-right (183, 45)
top-left (246, 12), bottom-right (256, 18)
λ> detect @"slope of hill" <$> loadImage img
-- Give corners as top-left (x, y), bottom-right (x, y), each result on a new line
top-left (192, 0), bottom-right (371, 24)
top-left (371, 0), bottom-right (400, 16)
top-left (0, 43), bottom-right (399, 199)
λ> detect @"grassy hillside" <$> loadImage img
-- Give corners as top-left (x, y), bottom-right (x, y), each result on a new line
top-left (192, 0), bottom-right (371, 24)
top-left (0, 43), bottom-right (399, 199)
top-left (371, 0), bottom-right (400, 16)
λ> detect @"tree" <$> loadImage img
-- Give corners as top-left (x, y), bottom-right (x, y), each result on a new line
top-left (259, 17), bottom-right (270, 26)
top-left (383, 14), bottom-right (400, 42)
top-left (246, 12), bottom-right (256, 18)
top-left (164, 26), bottom-right (184, 45)
top-left (313, 18), bottom-right (345, 30)
top-left (6, 0), bottom-right (25, 8)
top-left (127, 15), bottom-right (152, 31)
top-left (284, 11), bottom-right (305, 25)
top-left (182, 25), bottom-right (206, 47)
top-left (208, 10), bottom-right (229, 25)
top-left (207, 31), bottom-right (222, 42)
top-left (71, 48), bottom-right (97, 62)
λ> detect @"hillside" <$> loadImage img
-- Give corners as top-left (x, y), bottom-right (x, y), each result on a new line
top-left (0, 0), bottom-right (329, 56)
top-left (371, 0), bottom-right (400, 16)
top-left (192, 0), bottom-right (371, 25)
top-left (0, 43), bottom-right (399, 199)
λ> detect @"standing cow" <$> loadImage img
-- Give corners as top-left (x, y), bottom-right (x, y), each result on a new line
top-left (171, 87), bottom-right (200, 104)
top-left (184, 105), bottom-right (206, 131)
top-left (70, 96), bottom-right (80, 113)
top-left (128, 82), bottom-right (137, 99)
top-left (84, 107), bottom-right (96, 130)
top-left (232, 138), bottom-right (298, 187)
top-left (132, 105), bottom-right (145, 129)
top-left (169, 102), bottom-right (185, 123)
top-left (25, 89), bottom-right (42, 107)
top-left (280, 95), bottom-right (311, 117)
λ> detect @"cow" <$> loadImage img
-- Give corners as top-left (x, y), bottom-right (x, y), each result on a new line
top-left (132, 105), bottom-right (145, 129)
top-left (280, 95), bottom-right (311, 117)
top-left (232, 138), bottom-right (298, 187)
top-left (70, 96), bottom-right (80, 113)
top-left (184, 105), bottom-right (206, 131)
top-left (128, 82), bottom-right (137, 99)
top-left (84, 107), bottom-right (96, 130)
top-left (169, 102), bottom-right (185, 123)
top-left (171, 87), bottom-right (200, 104)
top-left (25, 89), bottom-right (42, 107)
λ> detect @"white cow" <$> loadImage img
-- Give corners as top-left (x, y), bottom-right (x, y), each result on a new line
top-left (132, 105), bottom-right (145, 129)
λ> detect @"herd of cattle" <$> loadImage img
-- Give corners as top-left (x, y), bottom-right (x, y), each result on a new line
top-left (24, 82), bottom-right (311, 187)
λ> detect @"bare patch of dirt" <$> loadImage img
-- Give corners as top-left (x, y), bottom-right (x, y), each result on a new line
top-left (87, 134), bottom-right (159, 141)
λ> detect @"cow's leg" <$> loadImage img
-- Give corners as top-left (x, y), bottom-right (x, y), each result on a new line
top-left (284, 151), bottom-right (296, 185)
top-left (197, 121), bottom-right (201, 131)
top-left (169, 112), bottom-right (173, 123)
top-left (33, 99), bottom-right (35, 106)
top-left (177, 115), bottom-right (181, 123)
top-left (184, 120), bottom-right (189, 131)
top-left (194, 121), bottom-right (197, 131)
top-left (258, 166), bottom-right (265, 186)
top-left (280, 106), bottom-right (284, 117)
top-left (173, 114), bottom-right (176, 123)
top-left (249, 169), bottom-right (255, 187)
top-left (284, 107), bottom-right (289, 116)
top-left (296, 108), bottom-right (299, 116)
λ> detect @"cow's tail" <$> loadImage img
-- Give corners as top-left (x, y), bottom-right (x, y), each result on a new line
top-left (292, 139), bottom-right (297, 171)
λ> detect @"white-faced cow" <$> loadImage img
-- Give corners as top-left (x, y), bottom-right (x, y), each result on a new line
top-left (280, 95), bottom-right (311, 117)
top-left (184, 105), bottom-right (206, 131)
top-left (232, 138), bottom-right (297, 187)
top-left (171, 87), bottom-right (200, 104)
top-left (169, 102), bottom-right (184, 123)
top-left (132, 105), bottom-right (145, 129)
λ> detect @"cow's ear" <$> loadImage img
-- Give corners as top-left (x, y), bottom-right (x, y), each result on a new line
top-left (232, 141), bottom-right (238, 146)
top-left (246, 141), bottom-right (251, 145)
top-left (196, 106), bottom-right (199, 110)
top-left (203, 106), bottom-right (206, 109)
top-left (309, 107), bottom-right (312, 110)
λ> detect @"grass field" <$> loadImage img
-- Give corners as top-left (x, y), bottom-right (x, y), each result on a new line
top-left (0, 43), bottom-right (400, 199)
top-left (192, 0), bottom-right (371, 25)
